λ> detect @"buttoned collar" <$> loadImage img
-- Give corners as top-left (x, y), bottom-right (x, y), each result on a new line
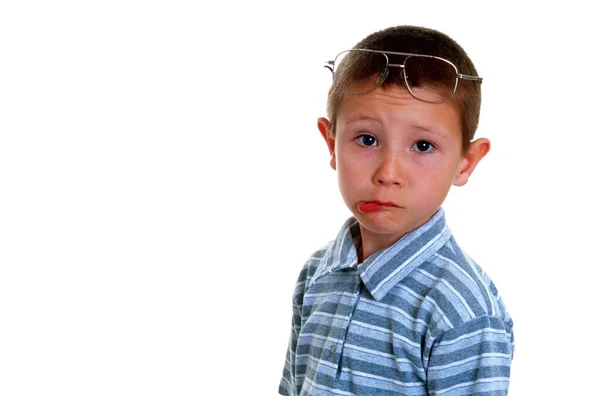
top-left (309, 209), bottom-right (452, 301)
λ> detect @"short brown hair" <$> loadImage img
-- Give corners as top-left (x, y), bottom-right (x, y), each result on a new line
top-left (326, 26), bottom-right (481, 155)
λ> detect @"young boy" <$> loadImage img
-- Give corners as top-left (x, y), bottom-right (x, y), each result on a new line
top-left (279, 26), bottom-right (514, 395)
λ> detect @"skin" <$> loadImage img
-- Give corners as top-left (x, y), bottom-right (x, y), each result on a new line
top-left (318, 86), bottom-right (490, 261)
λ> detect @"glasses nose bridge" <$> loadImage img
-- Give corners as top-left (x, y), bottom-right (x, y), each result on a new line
top-left (387, 62), bottom-right (405, 69)
top-left (383, 61), bottom-right (406, 83)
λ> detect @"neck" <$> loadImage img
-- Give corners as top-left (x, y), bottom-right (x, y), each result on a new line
top-left (358, 228), bottom-right (405, 262)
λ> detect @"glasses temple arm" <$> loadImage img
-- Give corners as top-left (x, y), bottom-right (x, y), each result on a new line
top-left (458, 73), bottom-right (483, 82)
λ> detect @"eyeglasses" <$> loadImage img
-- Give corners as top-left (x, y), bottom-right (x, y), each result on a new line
top-left (324, 49), bottom-right (483, 104)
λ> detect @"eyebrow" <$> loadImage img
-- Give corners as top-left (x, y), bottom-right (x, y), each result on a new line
top-left (412, 124), bottom-right (449, 139)
top-left (345, 115), bottom-right (449, 139)
top-left (344, 115), bottom-right (382, 125)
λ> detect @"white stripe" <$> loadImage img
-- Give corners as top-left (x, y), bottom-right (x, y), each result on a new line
top-left (434, 253), bottom-right (482, 300)
top-left (304, 291), bottom-right (356, 299)
top-left (307, 311), bottom-right (353, 323)
top-left (437, 327), bottom-right (508, 347)
top-left (303, 377), bottom-right (356, 395)
top-left (465, 253), bottom-right (496, 316)
top-left (428, 352), bottom-right (512, 371)
top-left (361, 298), bottom-right (429, 327)
top-left (342, 343), bottom-right (425, 373)
top-left (337, 367), bottom-right (424, 388)
top-left (297, 332), bottom-right (339, 344)
top-left (417, 268), bottom-right (475, 319)
top-left (432, 377), bottom-right (510, 395)
top-left (279, 376), bottom-right (294, 393)
top-left (397, 283), bottom-right (426, 303)
top-left (351, 320), bottom-right (421, 348)
top-left (303, 353), bottom-right (338, 370)
top-left (424, 294), bottom-right (453, 329)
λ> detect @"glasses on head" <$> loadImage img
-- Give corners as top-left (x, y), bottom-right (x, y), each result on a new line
top-left (324, 49), bottom-right (483, 104)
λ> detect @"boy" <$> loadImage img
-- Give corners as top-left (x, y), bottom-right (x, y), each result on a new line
top-left (279, 25), bottom-right (514, 395)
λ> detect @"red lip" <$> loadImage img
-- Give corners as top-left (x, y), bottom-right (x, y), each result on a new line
top-left (368, 200), bottom-right (398, 207)
top-left (358, 200), bottom-right (399, 213)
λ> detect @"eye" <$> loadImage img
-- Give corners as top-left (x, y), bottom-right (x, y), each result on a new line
top-left (412, 140), bottom-right (434, 153)
top-left (356, 134), bottom-right (378, 147)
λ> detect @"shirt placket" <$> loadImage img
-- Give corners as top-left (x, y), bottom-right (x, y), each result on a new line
top-left (334, 277), bottom-right (363, 380)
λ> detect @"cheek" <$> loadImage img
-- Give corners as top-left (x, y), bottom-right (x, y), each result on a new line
top-left (336, 157), bottom-right (368, 193)
top-left (410, 159), bottom-right (457, 191)
top-left (415, 153), bottom-right (461, 176)
top-left (337, 162), bottom-right (360, 186)
top-left (336, 148), bottom-right (363, 174)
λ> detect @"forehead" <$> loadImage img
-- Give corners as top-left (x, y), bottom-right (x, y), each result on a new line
top-left (337, 86), bottom-right (462, 137)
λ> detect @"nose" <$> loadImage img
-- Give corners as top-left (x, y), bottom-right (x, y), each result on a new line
top-left (373, 148), bottom-right (405, 187)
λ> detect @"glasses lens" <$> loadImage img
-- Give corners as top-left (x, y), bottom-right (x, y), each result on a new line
top-left (332, 50), bottom-right (388, 95)
top-left (404, 55), bottom-right (458, 103)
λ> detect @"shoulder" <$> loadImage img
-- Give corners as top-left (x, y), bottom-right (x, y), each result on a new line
top-left (421, 236), bottom-right (513, 336)
top-left (291, 240), bottom-right (334, 306)
top-left (418, 237), bottom-right (515, 366)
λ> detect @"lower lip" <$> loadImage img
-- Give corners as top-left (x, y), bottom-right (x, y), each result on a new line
top-left (358, 202), bottom-right (387, 213)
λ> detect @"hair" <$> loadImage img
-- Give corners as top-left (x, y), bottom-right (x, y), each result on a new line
top-left (326, 26), bottom-right (481, 155)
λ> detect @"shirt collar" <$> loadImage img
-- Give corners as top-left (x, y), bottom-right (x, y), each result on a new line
top-left (309, 209), bottom-right (452, 301)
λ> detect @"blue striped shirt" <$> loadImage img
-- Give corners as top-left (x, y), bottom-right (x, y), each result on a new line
top-left (279, 209), bottom-right (514, 395)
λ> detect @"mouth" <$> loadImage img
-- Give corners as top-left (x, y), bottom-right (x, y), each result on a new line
top-left (358, 200), bottom-right (398, 213)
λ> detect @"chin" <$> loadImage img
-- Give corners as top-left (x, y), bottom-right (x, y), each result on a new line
top-left (356, 213), bottom-right (408, 235)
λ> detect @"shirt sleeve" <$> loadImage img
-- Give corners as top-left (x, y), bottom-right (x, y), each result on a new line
top-left (426, 315), bottom-right (514, 396)
top-left (278, 299), bottom-right (302, 396)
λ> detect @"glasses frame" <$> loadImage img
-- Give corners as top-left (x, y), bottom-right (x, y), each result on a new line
top-left (324, 48), bottom-right (483, 104)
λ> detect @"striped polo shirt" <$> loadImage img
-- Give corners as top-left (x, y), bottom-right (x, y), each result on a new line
top-left (279, 209), bottom-right (514, 396)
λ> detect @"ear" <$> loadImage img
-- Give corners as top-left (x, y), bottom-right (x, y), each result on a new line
top-left (318, 117), bottom-right (336, 170)
top-left (453, 138), bottom-right (491, 186)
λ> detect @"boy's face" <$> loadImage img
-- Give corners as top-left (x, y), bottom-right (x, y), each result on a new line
top-left (319, 85), bottom-right (489, 251)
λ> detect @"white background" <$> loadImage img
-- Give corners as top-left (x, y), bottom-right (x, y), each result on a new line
top-left (1, 1), bottom-right (598, 395)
